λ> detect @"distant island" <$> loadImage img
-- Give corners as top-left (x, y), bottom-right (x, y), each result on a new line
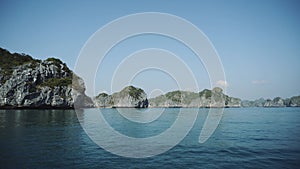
top-left (94, 86), bottom-right (300, 108)
top-left (0, 47), bottom-right (299, 109)
top-left (93, 86), bottom-right (241, 108)
top-left (94, 86), bottom-right (149, 108)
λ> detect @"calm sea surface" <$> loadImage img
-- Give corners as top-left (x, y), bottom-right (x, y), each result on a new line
top-left (0, 108), bottom-right (299, 168)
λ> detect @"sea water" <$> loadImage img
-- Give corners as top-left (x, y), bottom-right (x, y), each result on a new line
top-left (0, 108), bottom-right (299, 168)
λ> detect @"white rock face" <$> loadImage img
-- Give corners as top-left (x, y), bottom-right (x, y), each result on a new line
top-left (0, 48), bottom-right (93, 108)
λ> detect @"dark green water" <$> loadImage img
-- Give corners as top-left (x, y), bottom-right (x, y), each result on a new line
top-left (0, 108), bottom-right (299, 168)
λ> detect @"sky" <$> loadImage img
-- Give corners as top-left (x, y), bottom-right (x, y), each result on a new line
top-left (0, 0), bottom-right (299, 100)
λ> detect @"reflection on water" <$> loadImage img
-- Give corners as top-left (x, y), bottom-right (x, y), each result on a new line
top-left (0, 109), bottom-right (79, 127)
top-left (100, 108), bottom-right (181, 138)
top-left (116, 108), bottom-right (166, 123)
top-left (78, 108), bottom-right (200, 158)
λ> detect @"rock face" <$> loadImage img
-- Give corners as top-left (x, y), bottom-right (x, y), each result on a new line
top-left (241, 96), bottom-right (300, 107)
top-left (286, 96), bottom-right (300, 107)
top-left (0, 48), bottom-right (93, 108)
top-left (241, 98), bottom-right (265, 107)
top-left (264, 97), bottom-right (285, 107)
top-left (93, 86), bottom-right (149, 108)
top-left (149, 87), bottom-right (241, 108)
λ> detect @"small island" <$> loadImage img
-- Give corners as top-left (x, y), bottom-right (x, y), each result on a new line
top-left (94, 86), bottom-right (149, 108)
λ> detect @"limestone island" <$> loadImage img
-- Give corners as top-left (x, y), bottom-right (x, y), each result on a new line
top-left (0, 47), bottom-right (299, 109)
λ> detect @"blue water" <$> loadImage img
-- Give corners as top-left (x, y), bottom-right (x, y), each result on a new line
top-left (0, 108), bottom-right (299, 168)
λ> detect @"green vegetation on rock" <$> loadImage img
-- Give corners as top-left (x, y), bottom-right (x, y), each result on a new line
top-left (127, 86), bottom-right (144, 100)
top-left (45, 57), bottom-right (71, 74)
top-left (199, 89), bottom-right (212, 98)
top-left (0, 48), bottom-right (40, 84)
top-left (96, 93), bottom-right (109, 98)
top-left (0, 48), bottom-right (38, 67)
top-left (166, 90), bottom-right (182, 103)
top-left (39, 77), bottom-right (72, 89)
top-left (45, 57), bottom-right (63, 64)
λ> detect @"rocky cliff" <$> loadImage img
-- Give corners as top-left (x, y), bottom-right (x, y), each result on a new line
top-left (286, 96), bottom-right (300, 107)
top-left (0, 48), bottom-right (93, 108)
top-left (149, 87), bottom-right (241, 108)
top-left (93, 86), bottom-right (149, 108)
top-left (241, 96), bottom-right (300, 107)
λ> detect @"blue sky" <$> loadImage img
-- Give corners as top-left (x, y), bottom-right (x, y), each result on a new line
top-left (0, 0), bottom-right (299, 100)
